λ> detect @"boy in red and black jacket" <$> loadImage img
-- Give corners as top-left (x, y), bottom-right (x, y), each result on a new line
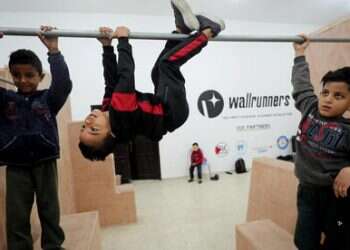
top-left (79, 0), bottom-right (225, 161)
top-left (189, 142), bottom-right (204, 184)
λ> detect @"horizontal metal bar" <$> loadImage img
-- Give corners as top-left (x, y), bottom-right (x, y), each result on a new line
top-left (1, 27), bottom-right (350, 43)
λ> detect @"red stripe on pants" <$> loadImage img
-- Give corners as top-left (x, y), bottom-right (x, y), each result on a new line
top-left (169, 34), bottom-right (208, 61)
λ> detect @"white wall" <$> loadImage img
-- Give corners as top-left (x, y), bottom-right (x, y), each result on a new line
top-left (0, 12), bottom-right (318, 178)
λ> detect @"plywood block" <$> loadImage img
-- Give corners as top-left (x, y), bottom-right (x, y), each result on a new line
top-left (236, 219), bottom-right (296, 250)
top-left (246, 157), bottom-right (298, 234)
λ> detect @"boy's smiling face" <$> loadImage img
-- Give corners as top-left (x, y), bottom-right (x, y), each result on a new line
top-left (318, 81), bottom-right (350, 118)
top-left (10, 64), bottom-right (44, 93)
top-left (79, 109), bottom-right (111, 148)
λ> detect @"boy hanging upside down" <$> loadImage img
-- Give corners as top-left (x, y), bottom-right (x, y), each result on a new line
top-left (79, 0), bottom-right (225, 160)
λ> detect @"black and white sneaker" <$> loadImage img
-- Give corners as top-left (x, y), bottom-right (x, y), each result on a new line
top-left (171, 0), bottom-right (200, 34)
top-left (196, 14), bottom-right (225, 37)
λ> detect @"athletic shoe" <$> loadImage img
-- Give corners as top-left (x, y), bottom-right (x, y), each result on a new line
top-left (196, 14), bottom-right (225, 37)
top-left (171, 0), bottom-right (200, 34)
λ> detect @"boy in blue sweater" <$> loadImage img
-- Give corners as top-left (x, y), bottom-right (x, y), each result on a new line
top-left (0, 26), bottom-right (72, 250)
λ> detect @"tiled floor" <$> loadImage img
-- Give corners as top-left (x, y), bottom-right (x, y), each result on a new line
top-left (102, 172), bottom-right (251, 250)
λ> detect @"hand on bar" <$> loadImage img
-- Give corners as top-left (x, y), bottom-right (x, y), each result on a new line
top-left (38, 25), bottom-right (60, 54)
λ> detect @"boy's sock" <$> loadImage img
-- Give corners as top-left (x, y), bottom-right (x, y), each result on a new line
top-left (196, 15), bottom-right (225, 37)
top-left (171, 0), bottom-right (199, 34)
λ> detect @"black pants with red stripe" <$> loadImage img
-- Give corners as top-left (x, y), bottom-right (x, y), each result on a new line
top-left (151, 32), bottom-right (208, 131)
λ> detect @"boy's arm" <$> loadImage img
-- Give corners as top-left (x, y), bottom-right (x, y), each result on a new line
top-left (47, 52), bottom-right (72, 114)
top-left (38, 26), bottom-right (72, 114)
top-left (291, 35), bottom-right (318, 114)
top-left (101, 46), bottom-right (118, 110)
top-left (109, 26), bottom-right (136, 112)
top-left (0, 33), bottom-right (6, 107)
top-left (0, 33), bottom-right (5, 106)
top-left (97, 27), bottom-right (118, 111)
top-left (199, 150), bottom-right (204, 164)
top-left (334, 167), bottom-right (350, 198)
top-left (113, 27), bottom-right (135, 93)
top-left (0, 88), bottom-right (6, 109)
top-left (190, 152), bottom-right (194, 165)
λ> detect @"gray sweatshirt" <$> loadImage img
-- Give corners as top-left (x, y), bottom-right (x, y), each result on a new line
top-left (292, 56), bottom-right (350, 186)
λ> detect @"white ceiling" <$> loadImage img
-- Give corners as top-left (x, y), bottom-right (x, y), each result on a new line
top-left (1, 0), bottom-right (350, 25)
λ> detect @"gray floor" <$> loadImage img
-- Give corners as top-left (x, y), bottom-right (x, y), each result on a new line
top-left (102, 172), bottom-right (251, 250)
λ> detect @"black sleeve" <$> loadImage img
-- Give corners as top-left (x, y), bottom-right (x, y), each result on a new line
top-left (113, 37), bottom-right (135, 93)
top-left (47, 52), bottom-right (73, 114)
top-left (108, 38), bottom-right (137, 113)
top-left (101, 46), bottom-right (118, 110)
top-left (291, 56), bottom-right (318, 114)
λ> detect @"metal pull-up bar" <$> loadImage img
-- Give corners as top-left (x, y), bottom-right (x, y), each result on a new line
top-left (1, 27), bottom-right (350, 43)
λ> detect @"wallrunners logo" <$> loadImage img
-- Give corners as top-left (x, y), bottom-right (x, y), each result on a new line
top-left (198, 90), bottom-right (224, 118)
top-left (229, 93), bottom-right (290, 109)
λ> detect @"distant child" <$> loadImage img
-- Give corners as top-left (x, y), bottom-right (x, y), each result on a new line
top-left (188, 142), bottom-right (204, 184)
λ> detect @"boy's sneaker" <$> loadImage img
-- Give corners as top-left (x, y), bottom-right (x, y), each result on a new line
top-left (198, 179), bottom-right (202, 184)
top-left (188, 179), bottom-right (194, 183)
top-left (171, 0), bottom-right (200, 34)
top-left (196, 14), bottom-right (225, 37)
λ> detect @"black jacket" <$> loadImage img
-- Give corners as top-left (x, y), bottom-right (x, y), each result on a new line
top-left (101, 40), bottom-right (167, 143)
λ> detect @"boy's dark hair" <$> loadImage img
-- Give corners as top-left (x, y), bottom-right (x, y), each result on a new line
top-left (192, 142), bottom-right (198, 146)
top-left (78, 134), bottom-right (116, 161)
top-left (321, 67), bottom-right (350, 89)
top-left (9, 49), bottom-right (43, 75)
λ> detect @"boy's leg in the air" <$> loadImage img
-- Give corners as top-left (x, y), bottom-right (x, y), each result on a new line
top-left (155, 0), bottom-right (224, 131)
